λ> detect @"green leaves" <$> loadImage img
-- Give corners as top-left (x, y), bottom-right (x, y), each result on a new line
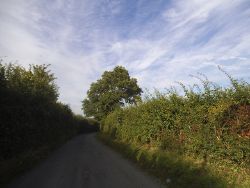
top-left (1, 63), bottom-right (58, 104)
top-left (0, 62), bottom-right (81, 161)
top-left (101, 70), bottom-right (250, 167)
top-left (82, 66), bottom-right (142, 120)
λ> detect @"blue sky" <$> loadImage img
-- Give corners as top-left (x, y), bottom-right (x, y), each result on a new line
top-left (0, 0), bottom-right (250, 114)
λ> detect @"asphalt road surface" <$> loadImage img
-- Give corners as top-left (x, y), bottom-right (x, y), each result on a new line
top-left (7, 133), bottom-right (163, 188)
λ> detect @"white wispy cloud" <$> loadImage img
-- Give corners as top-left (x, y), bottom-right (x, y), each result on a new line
top-left (0, 0), bottom-right (249, 114)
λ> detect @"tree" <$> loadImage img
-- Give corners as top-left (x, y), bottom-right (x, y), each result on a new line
top-left (82, 66), bottom-right (142, 120)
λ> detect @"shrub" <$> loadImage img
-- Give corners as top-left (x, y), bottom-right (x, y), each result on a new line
top-left (102, 70), bottom-right (250, 167)
top-left (0, 62), bottom-right (97, 161)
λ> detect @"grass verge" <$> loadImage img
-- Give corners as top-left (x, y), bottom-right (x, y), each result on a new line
top-left (98, 133), bottom-right (250, 188)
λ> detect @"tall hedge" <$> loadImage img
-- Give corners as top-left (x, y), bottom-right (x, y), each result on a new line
top-left (102, 73), bottom-right (250, 167)
top-left (0, 62), bottom-right (92, 160)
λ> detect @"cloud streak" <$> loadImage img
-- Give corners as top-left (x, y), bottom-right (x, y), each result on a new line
top-left (0, 0), bottom-right (250, 114)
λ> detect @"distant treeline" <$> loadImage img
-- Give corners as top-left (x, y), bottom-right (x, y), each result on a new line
top-left (0, 62), bottom-right (98, 161)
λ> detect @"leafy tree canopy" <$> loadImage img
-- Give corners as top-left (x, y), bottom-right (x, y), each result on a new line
top-left (82, 66), bottom-right (142, 120)
top-left (0, 62), bottom-right (58, 105)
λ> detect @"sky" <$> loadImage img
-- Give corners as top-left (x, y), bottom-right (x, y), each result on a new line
top-left (0, 0), bottom-right (250, 114)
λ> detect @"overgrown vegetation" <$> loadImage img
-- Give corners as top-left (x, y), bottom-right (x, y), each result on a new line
top-left (99, 134), bottom-right (228, 188)
top-left (101, 69), bottom-right (250, 187)
top-left (0, 61), bottom-right (98, 186)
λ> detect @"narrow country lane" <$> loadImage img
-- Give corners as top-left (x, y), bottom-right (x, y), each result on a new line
top-left (7, 133), bottom-right (163, 188)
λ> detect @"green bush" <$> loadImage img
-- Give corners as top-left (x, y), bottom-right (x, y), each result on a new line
top-left (0, 62), bottom-right (97, 161)
top-left (0, 61), bottom-right (99, 186)
top-left (101, 70), bottom-right (250, 185)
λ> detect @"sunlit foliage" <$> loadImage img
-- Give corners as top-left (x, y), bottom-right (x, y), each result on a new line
top-left (102, 69), bottom-right (250, 167)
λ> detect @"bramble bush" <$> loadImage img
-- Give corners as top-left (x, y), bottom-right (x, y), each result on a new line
top-left (102, 70), bottom-right (250, 168)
